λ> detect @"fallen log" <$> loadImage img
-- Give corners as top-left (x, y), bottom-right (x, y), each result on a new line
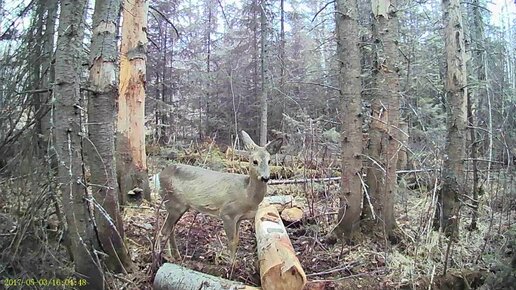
top-left (264, 195), bottom-right (293, 205)
top-left (255, 204), bottom-right (307, 290)
top-left (269, 177), bottom-right (340, 185)
top-left (263, 195), bottom-right (296, 213)
top-left (226, 148), bottom-right (298, 167)
top-left (153, 263), bottom-right (260, 290)
top-left (268, 170), bottom-right (434, 185)
top-left (225, 148), bottom-right (338, 170)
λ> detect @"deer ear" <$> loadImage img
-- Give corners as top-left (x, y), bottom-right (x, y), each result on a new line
top-left (265, 138), bottom-right (283, 155)
top-left (241, 130), bottom-right (258, 150)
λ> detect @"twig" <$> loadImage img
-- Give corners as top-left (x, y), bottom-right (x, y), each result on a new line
top-left (290, 80), bottom-right (340, 91)
top-left (311, 1), bottom-right (335, 22)
top-left (396, 169), bottom-right (435, 174)
top-left (310, 269), bottom-right (385, 282)
top-left (358, 173), bottom-right (375, 219)
top-left (358, 154), bottom-right (386, 174)
top-left (15, 87), bottom-right (52, 94)
top-left (306, 262), bottom-right (357, 277)
top-left (149, 5), bottom-right (179, 38)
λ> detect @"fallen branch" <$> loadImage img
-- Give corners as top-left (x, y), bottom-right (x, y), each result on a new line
top-left (263, 195), bottom-right (293, 205)
top-left (269, 168), bottom-right (438, 185)
top-left (269, 177), bottom-right (340, 185)
top-left (395, 168), bottom-right (435, 174)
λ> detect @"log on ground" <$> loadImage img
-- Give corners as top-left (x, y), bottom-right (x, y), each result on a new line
top-left (153, 263), bottom-right (260, 290)
top-left (255, 204), bottom-right (307, 290)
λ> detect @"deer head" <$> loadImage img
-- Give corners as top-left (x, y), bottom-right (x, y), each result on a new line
top-left (241, 130), bottom-right (283, 183)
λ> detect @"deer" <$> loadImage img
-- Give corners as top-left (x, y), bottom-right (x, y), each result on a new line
top-left (159, 130), bottom-right (283, 261)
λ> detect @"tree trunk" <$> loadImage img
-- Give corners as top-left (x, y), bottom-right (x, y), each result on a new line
top-left (34, 0), bottom-right (57, 159)
top-left (160, 24), bottom-right (168, 144)
top-left (54, 0), bottom-right (104, 288)
top-left (397, 120), bottom-right (409, 170)
top-left (434, 0), bottom-right (467, 238)
top-left (280, 0), bottom-right (285, 87)
top-left (205, 3), bottom-right (212, 137)
top-left (277, 0), bottom-right (286, 131)
top-left (364, 98), bottom-right (384, 222)
top-left (117, 0), bottom-right (151, 204)
top-left (86, 0), bottom-right (133, 273)
top-left (373, 0), bottom-right (401, 237)
top-left (259, 0), bottom-right (269, 146)
top-left (334, 0), bottom-right (363, 241)
top-left (467, 0), bottom-right (484, 231)
top-left (31, 3), bottom-right (44, 156)
top-left (248, 0), bottom-right (259, 137)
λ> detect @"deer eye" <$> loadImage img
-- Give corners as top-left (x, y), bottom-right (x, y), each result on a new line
top-left (267, 160), bottom-right (271, 165)
top-left (253, 160), bottom-right (258, 165)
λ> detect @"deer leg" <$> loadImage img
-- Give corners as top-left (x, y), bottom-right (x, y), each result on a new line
top-left (162, 198), bottom-right (188, 258)
top-left (222, 216), bottom-right (241, 262)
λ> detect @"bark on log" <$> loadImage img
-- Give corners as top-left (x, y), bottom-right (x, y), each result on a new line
top-left (263, 195), bottom-right (293, 212)
top-left (153, 263), bottom-right (260, 290)
top-left (264, 195), bottom-right (293, 205)
top-left (255, 204), bottom-right (307, 290)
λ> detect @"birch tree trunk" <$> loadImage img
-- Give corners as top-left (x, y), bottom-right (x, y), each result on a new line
top-left (434, 0), bottom-right (467, 238)
top-left (334, 0), bottom-right (363, 241)
top-left (54, 0), bottom-right (104, 288)
top-left (117, 0), bottom-right (151, 203)
top-left (86, 0), bottom-right (133, 273)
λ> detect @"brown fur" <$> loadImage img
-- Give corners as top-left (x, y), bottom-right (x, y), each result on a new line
top-left (159, 131), bottom-right (283, 260)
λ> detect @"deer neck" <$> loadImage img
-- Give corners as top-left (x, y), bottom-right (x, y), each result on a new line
top-left (247, 171), bottom-right (267, 204)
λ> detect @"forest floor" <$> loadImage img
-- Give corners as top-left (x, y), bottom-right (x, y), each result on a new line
top-left (116, 146), bottom-right (515, 290)
top-left (0, 144), bottom-right (513, 290)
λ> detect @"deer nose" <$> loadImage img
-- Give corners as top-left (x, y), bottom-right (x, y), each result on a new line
top-left (261, 176), bottom-right (270, 182)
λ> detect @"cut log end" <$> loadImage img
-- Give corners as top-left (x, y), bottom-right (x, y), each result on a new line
top-left (280, 207), bottom-right (304, 225)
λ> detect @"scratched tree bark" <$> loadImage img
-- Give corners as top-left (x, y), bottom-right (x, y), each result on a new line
top-left (117, 0), bottom-right (151, 204)
top-left (86, 0), bottom-right (134, 273)
top-left (334, 0), bottom-right (363, 241)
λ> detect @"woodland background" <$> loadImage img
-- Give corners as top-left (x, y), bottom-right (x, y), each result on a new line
top-left (0, 0), bottom-right (515, 289)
